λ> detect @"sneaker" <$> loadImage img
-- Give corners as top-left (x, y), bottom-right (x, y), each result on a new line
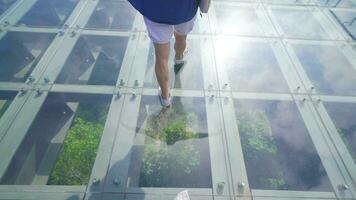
top-left (159, 93), bottom-right (172, 107)
top-left (174, 60), bottom-right (186, 74)
top-left (174, 49), bottom-right (188, 74)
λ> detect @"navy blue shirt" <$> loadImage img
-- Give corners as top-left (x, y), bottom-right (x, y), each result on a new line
top-left (128, 0), bottom-right (198, 25)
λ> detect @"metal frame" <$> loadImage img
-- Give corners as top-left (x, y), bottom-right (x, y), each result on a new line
top-left (0, 0), bottom-right (355, 199)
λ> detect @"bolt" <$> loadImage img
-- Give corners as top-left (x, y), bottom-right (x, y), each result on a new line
top-left (92, 178), bottom-right (100, 185)
top-left (44, 77), bottom-right (50, 83)
top-left (338, 184), bottom-right (349, 191)
top-left (296, 86), bottom-right (301, 91)
top-left (132, 92), bottom-right (136, 97)
top-left (119, 79), bottom-right (125, 86)
top-left (316, 99), bottom-right (322, 103)
top-left (116, 90), bottom-right (121, 98)
top-left (134, 80), bottom-right (139, 87)
top-left (210, 94), bottom-right (215, 98)
top-left (28, 76), bottom-right (35, 82)
top-left (36, 89), bottom-right (42, 95)
top-left (238, 181), bottom-right (245, 188)
top-left (217, 182), bottom-right (225, 191)
top-left (71, 31), bottom-right (76, 37)
top-left (20, 88), bottom-right (27, 94)
top-left (58, 31), bottom-right (64, 36)
top-left (113, 178), bottom-right (121, 186)
top-left (301, 98), bottom-right (307, 103)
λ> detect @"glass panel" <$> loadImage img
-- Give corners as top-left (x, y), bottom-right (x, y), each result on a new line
top-left (0, 91), bottom-right (16, 119)
top-left (85, 0), bottom-right (136, 31)
top-left (127, 96), bottom-right (212, 188)
top-left (144, 39), bottom-right (205, 90)
top-left (215, 38), bottom-right (290, 93)
top-left (234, 99), bottom-right (333, 191)
top-left (292, 43), bottom-right (356, 96)
top-left (331, 10), bottom-right (356, 40)
top-left (0, 32), bottom-right (55, 82)
top-left (0, 93), bottom-right (111, 185)
top-left (318, 0), bottom-right (356, 8)
top-left (0, 0), bottom-right (17, 15)
top-left (16, 0), bottom-right (79, 28)
top-left (214, 4), bottom-right (265, 35)
top-left (271, 8), bottom-right (331, 39)
top-left (55, 35), bottom-right (129, 85)
top-left (324, 102), bottom-right (356, 163)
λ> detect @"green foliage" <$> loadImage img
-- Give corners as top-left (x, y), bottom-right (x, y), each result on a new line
top-left (237, 110), bottom-right (287, 189)
top-left (75, 102), bottom-right (108, 124)
top-left (261, 177), bottom-right (286, 188)
top-left (140, 107), bottom-right (201, 187)
top-left (237, 110), bottom-right (277, 158)
top-left (48, 103), bottom-right (108, 185)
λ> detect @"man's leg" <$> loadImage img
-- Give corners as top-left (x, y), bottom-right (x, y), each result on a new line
top-left (174, 32), bottom-right (187, 60)
top-left (154, 42), bottom-right (170, 99)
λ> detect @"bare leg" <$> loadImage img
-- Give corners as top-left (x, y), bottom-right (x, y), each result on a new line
top-left (174, 32), bottom-right (187, 60)
top-left (154, 42), bottom-right (170, 99)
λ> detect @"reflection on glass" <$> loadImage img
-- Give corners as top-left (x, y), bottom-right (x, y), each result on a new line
top-left (215, 38), bottom-right (289, 92)
top-left (127, 96), bottom-right (212, 188)
top-left (1, 93), bottom-right (111, 185)
top-left (215, 5), bottom-right (264, 35)
top-left (55, 36), bottom-right (128, 85)
top-left (144, 40), bottom-right (204, 90)
top-left (271, 8), bottom-right (331, 39)
top-left (324, 102), bottom-right (356, 162)
top-left (331, 10), bottom-right (356, 40)
top-left (265, 0), bottom-right (312, 4)
top-left (318, 0), bottom-right (356, 8)
top-left (235, 99), bottom-right (332, 191)
top-left (0, 0), bottom-right (16, 15)
top-left (0, 32), bottom-right (55, 82)
top-left (0, 91), bottom-right (16, 119)
top-left (17, 0), bottom-right (79, 27)
top-left (293, 44), bottom-right (356, 96)
top-left (85, 0), bottom-right (136, 30)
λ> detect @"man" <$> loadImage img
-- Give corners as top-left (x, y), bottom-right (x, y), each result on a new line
top-left (128, 0), bottom-right (198, 107)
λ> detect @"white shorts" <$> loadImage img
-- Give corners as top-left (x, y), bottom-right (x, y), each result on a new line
top-left (143, 15), bottom-right (197, 44)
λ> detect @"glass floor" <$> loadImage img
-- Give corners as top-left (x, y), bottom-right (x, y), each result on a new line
top-left (0, 0), bottom-right (356, 200)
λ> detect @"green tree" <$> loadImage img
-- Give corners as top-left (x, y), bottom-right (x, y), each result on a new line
top-left (140, 106), bottom-right (201, 187)
top-left (48, 117), bottom-right (104, 185)
top-left (237, 110), bottom-right (287, 189)
top-left (48, 102), bottom-right (109, 185)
